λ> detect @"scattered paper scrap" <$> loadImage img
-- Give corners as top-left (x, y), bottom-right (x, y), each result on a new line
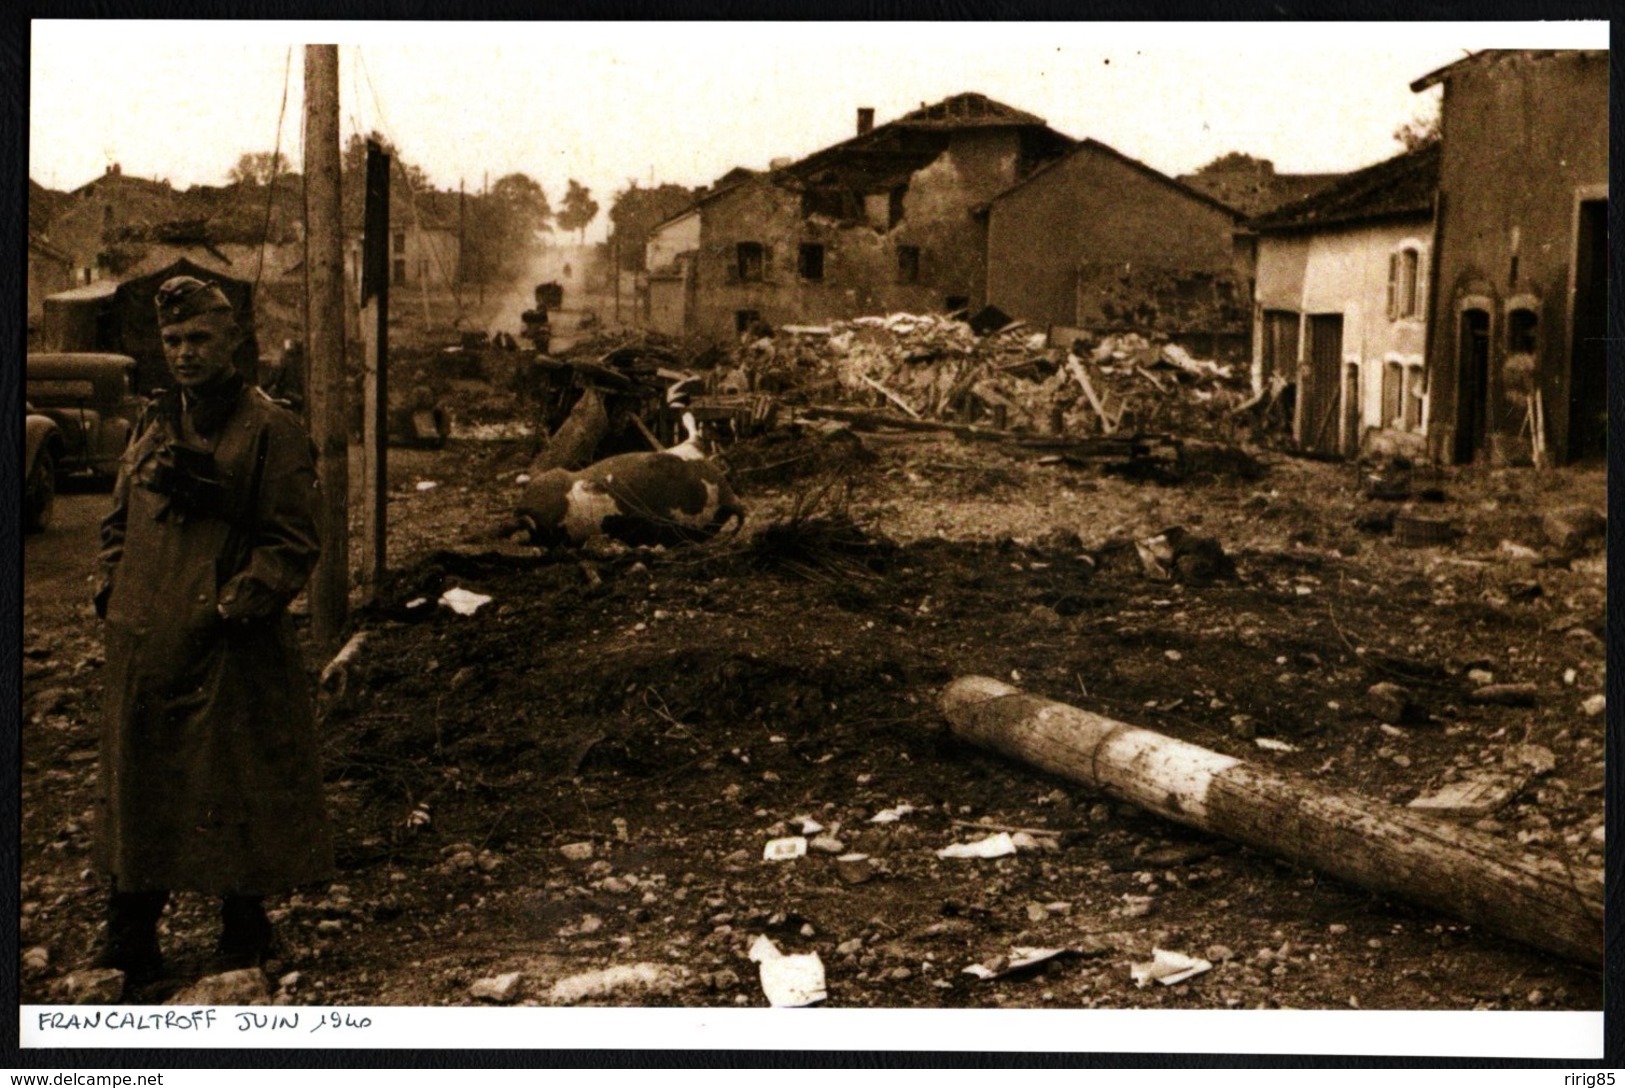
top-left (869, 804), bottom-right (917, 824)
top-left (748, 935), bottom-right (827, 1007)
top-left (963, 947), bottom-right (1078, 981)
top-left (1131, 948), bottom-right (1212, 988)
top-left (1254, 737), bottom-right (1298, 753)
top-left (439, 588), bottom-right (493, 616)
top-left (415, 480), bottom-right (439, 492)
top-left (763, 836), bottom-right (808, 862)
top-left (936, 832), bottom-right (1017, 859)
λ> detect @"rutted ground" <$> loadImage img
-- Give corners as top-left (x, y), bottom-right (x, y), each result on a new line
top-left (20, 426), bottom-right (1606, 1011)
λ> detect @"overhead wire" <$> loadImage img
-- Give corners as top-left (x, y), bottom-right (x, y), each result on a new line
top-left (253, 46), bottom-right (294, 301)
top-left (355, 45), bottom-right (467, 325)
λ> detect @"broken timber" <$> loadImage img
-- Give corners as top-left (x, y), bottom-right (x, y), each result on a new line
top-left (799, 405), bottom-right (1179, 465)
top-left (940, 676), bottom-right (1602, 968)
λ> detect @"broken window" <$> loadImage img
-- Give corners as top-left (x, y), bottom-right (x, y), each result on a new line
top-left (889, 186), bottom-right (907, 229)
top-left (734, 309), bottom-right (761, 335)
top-left (393, 230), bottom-right (407, 255)
top-left (945, 295), bottom-right (969, 313)
top-left (799, 243), bottom-right (825, 282)
top-left (736, 242), bottom-right (766, 282)
top-left (897, 245), bottom-right (921, 285)
top-left (393, 258), bottom-right (407, 286)
top-left (1387, 244), bottom-right (1425, 320)
top-left (801, 189), bottom-right (847, 220)
top-left (1507, 307), bottom-right (1539, 354)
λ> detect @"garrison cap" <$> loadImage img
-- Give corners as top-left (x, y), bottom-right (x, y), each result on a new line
top-left (155, 276), bottom-right (234, 326)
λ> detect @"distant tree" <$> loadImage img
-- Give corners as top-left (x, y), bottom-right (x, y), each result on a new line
top-left (340, 131), bottom-right (432, 230)
top-left (608, 181), bottom-right (701, 271)
top-left (464, 172), bottom-right (552, 286)
top-left (557, 179), bottom-right (600, 244)
top-left (1192, 151), bottom-right (1274, 176)
top-left (228, 151), bottom-right (289, 186)
top-left (488, 172), bottom-right (554, 237)
top-left (1393, 108), bottom-right (1442, 152)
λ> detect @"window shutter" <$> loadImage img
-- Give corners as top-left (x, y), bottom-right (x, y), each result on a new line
top-left (1414, 249), bottom-right (1428, 318)
top-left (1386, 252), bottom-right (1399, 321)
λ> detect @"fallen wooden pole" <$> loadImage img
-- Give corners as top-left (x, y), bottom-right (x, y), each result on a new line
top-left (940, 676), bottom-right (1602, 968)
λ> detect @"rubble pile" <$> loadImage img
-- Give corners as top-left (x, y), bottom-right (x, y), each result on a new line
top-left (729, 314), bottom-right (1255, 442)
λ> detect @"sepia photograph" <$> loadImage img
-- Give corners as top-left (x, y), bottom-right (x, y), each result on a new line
top-left (18, 17), bottom-right (1609, 1062)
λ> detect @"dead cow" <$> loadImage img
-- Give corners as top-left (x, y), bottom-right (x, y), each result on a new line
top-left (510, 450), bottom-right (745, 548)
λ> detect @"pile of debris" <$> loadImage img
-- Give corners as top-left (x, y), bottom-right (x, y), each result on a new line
top-left (723, 314), bottom-right (1255, 443)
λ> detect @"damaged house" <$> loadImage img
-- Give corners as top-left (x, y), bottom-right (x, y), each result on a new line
top-left (981, 139), bottom-right (1250, 354)
top-left (645, 93), bottom-right (1075, 340)
top-left (1411, 49), bottom-right (1608, 466)
top-left (1248, 143), bottom-right (1441, 459)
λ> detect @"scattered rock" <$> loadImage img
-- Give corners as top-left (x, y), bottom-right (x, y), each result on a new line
top-left (52, 968), bottom-right (125, 1005)
top-left (167, 969), bottom-right (270, 1006)
top-left (809, 834), bottom-right (847, 855)
top-left (1542, 506), bottom-right (1605, 554)
top-left (1366, 682), bottom-right (1416, 723)
top-left (1513, 744), bottom-right (1557, 776)
top-left (1497, 540), bottom-right (1541, 563)
top-left (1408, 773), bottom-right (1524, 817)
top-left (1467, 683), bottom-right (1538, 707)
top-left (1582, 694), bottom-right (1605, 718)
top-left (469, 971), bottom-right (523, 1004)
top-left (22, 945), bottom-right (51, 977)
top-left (558, 842), bottom-right (594, 861)
top-left (835, 854), bottom-right (875, 884)
top-left (549, 963), bottom-right (680, 1005)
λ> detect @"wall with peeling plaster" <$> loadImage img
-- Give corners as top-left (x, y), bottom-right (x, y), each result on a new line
top-left (1424, 50), bottom-right (1608, 464)
top-left (1255, 219), bottom-right (1433, 458)
top-left (984, 143), bottom-right (1241, 334)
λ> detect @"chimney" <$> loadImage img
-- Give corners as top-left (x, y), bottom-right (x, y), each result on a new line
top-left (857, 107), bottom-right (875, 136)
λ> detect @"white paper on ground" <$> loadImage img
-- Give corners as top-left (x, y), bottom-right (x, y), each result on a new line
top-left (439, 588), bottom-right (493, 615)
top-left (936, 831), bottom-right (1017, 859)
top-left (748, 935), bottom-right (827, 1007)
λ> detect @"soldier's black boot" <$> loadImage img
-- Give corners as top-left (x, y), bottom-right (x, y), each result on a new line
top-left (91, 887), bottom-right (169, 985)
top-left (216, 894), bottom-right (273, 970)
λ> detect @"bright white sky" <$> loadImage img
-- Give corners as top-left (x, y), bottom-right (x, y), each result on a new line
top-left (31, 21), bottom-right (1607, 242)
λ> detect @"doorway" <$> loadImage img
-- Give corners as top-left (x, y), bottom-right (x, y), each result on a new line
top-left (1300, 314), bottom-right (1344, 456)
top-left (1455, 309), bottom-right (1491, 463)
top-left (1568, 199), bottom-right (1607, 461)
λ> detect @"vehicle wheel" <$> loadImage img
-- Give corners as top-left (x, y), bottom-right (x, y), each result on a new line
top-left (25, 448), bottom-right (56, 533)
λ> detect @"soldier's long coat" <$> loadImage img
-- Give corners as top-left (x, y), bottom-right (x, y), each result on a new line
top-left (96, 387), bottom-right (333, 895)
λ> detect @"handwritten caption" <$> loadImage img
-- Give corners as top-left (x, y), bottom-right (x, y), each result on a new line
top-left (38, 1009), bottom-right (374, 1035)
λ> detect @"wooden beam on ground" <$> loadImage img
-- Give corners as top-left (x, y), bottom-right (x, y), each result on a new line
top-left (940, 675), bottom-right (1603, 968)
top-left (859, 374), bottom-right (921, 418)
top-left (1065, 355), bottom-right (1117, 434)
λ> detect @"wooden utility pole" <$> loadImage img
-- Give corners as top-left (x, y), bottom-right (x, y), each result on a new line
top-left (358, 140), bottom-right (390, 596)
top-left (940, 676), bottom-right (1603, 968)
top-left (303, 44), bottom-right (348, 648)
